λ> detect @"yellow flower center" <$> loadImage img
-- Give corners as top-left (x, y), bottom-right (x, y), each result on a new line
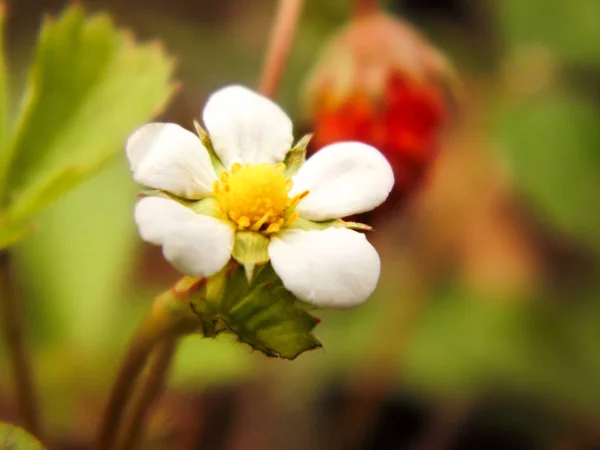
top-left (213, 162), bottom-right (307, 234)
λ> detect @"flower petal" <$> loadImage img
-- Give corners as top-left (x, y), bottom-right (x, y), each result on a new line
top-left (135, 197), bottom-right (234, 277)
top-left (290, 142), bottom-right (394, 221)
top-left (202, 85), bottom-right (293, 168)
top-left (269, 228), bottom-right (380, 308)
top-left (126, 123), bottom-right (217, 199)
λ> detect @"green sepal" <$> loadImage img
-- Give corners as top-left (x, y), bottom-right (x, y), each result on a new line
top-left (338, 220), bottom-right (373, 231)
top-left (0, 422), bottom-right (45, 449)
top-left (283, 133), bottom-right (311, 177)
top-left (231, 231), bottom-right (270, 281)
top-left (189, 197), bottom-right (222, 218)
top-left (289, 216), bottom-right (336, 231)
top-left (192, 264), bottom-right (322, 360)
top-left (289, 216), bottom-right (372, 232)
top-left (193, 120), bottom-right (226, 175)
top-left (139, 190), bottom-right (224, 220)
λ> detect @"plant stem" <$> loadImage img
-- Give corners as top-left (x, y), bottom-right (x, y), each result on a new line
top-left (95, 286), bottom-right (199, 450)
top-left (0, 251), bottom-right (43, 439)
top-left (354, 0), bottom-right (379, 17)
top-left (116, 337), bottom-right (177, 450)
top-left (258, 0), bottom-right (304, 97)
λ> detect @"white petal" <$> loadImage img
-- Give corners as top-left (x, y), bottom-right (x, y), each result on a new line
top-left (134, 196), bottom-right (195, 245)
top-left (126, 123), bottom-right (217, 199)
top-left (290, 142), bottom-right (395, 221)
top-left (134, 197), bottom-right (234, 277)
top-left (202, 85), bottom-right (293, 168)
top-left (269, 228), bottom-right (381, 308)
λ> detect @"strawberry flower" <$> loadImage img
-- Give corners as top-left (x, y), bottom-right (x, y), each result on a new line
top-left (127, 85), bottom-right (394, 308)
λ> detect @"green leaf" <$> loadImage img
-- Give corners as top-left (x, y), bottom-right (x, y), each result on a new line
top-left (0, 4), bottom-right (175, 239)
top-left (197, 264), bottom-right (322, 360)
top-left (493, 91), bottom-right (600, 250)
top-left (403, 287), bottom-right (600, 414)
top-left (13, 159), bottom-right (138, 351)
top-left (0, 422), bottom-right (45, 449)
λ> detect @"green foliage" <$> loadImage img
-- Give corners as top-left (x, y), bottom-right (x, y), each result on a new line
top-left (194, 264), bottom-right (322, 360)
top-left (0, 422), bottom-right (45, 449)
top-left (14, 160), bottom-right (138, 351)
top-left (494, 91), bottom-right (600, 250)
top-left (0, 5), bottom-right (175, 248)
top-left (498, 0), bottom-right (600, 67)
top-left (403, 288), bottom-right (600, 414)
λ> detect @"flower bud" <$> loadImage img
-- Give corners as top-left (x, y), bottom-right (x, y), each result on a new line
top-left (306, 11), bottom-right (455, 212)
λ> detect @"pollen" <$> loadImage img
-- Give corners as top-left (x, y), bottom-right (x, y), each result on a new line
top-left (214, 163), bottom-right (307, 234)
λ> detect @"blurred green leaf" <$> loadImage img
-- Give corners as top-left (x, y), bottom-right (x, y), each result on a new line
top-left (171, 335), bottom-right (255, 388)
top-left (494, 91), bottom-right (600, 250)
top-left (0, 422), bottom-right (45, 449)
top-left (14, 159), bottom-right (138, 352)
top-left (498, 0), bottom-right (600, 67)
top-left (0, 5), bottom-right (174, 246)
top-left (404, 288), bottom-right (600, 414)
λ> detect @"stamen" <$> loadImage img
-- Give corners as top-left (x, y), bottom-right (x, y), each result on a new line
top-left (238, 216), bottom-right (251, 229)
top-left (213, 163), bottom-right (305, 235)
top-left (286, 211), bottom-right (300, 225)
top-left (289, 190), bottom-right (309, 209)
top-left (250, 211), bottom-right (272, 231)
top-left (265, 223), bottom-right (281, 234)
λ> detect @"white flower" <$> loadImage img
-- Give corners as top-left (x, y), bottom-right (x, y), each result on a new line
top-left (127, 85), bottom-right (394, 308)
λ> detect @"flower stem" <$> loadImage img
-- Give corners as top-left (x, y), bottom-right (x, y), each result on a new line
top-left (95, 285), bottom-right (200, 450)
top-left (354, 0), bottom-right (380, 17)
top-left (116, 337), bottom-right (177, 450)
top-left (258, 0), bottom-right (304, 97)
top-left (0, 251), bottom-right (43, 440)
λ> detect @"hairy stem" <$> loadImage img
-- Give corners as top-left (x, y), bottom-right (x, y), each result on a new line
top-left (116, 338), bottom-right (177, 450)
top-left (0, 251), bottom-right (43, 440)
top-left (95, 286), bottom-right (199, 450)
top-left (258, 0), bottom-right (304, 97)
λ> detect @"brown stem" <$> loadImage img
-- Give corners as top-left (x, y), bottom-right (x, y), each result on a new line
top-left (116, 338), bottom-right (177, 450)
top-left (354, 0), bottom-right (380, 17)
top-left (95, 285), bottom-right (200, 450)
top-left (0, 251), bottom-right (43, 440)
top-left (258, 0), bottom-right (304, 97)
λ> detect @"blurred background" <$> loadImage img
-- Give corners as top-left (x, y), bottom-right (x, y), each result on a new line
top-left (1, 0), bottom-right (600, 449)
